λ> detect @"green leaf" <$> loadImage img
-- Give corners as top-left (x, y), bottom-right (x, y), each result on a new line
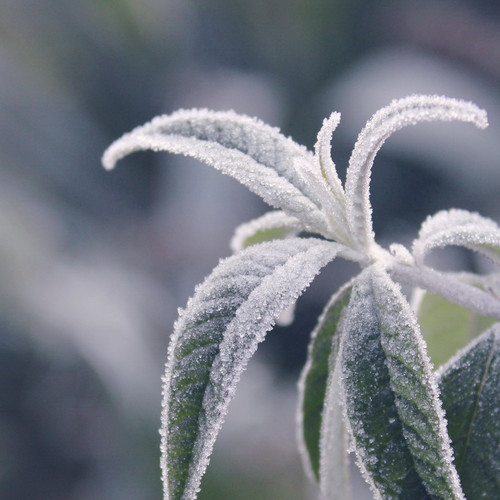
top-left (297, 282), bottom-right (352, 482)
top-left (437, 324), bottom-right (500, 499)
top-left (160, 238), bottom-right (341, 499)
top-left (341, 266), bottom-right (463, 499)
top-left (230, 211), bottom-right (303, 253)
top-left (416, 291), bottom-right (494, 368)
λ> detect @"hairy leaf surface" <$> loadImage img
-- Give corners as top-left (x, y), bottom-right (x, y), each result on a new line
top-left (297, 282), bottom-right (352, 482)
top-left (160, 238), bottom-right (341, 499)
top-left (341, 266), bottom-right (463, 499)
top-left (102, 109), bottom-right (333, 235)
top-left (437, 324), bottom-right (500, 499)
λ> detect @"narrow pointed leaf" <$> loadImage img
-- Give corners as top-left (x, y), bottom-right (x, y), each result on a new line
top-left (345, 96), bottom-right (488, 253)
top-left (160, 238), bottom-right (341, 499)
top-left (341, 266), bottom-right (463, 499)
top-left (315, 111), bottom-right (345, 208)
top-left (414, 290), bottom-right (494, 368)
top-left (413, 209), bottom-right (500, 266)
top-left (297, 282), bottom-right (352, 481)
top-left (230, 211), bottom-right (304, 253)
top-left (437, 324), bottom-right (500, 499)
top-left (102, 109), bottom-right (332, 235)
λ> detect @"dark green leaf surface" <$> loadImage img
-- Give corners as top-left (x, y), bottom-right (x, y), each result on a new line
top-left (160, 238), bottom-right (340, 499)
top-left (298, 282), bottom-right (352, 480)
top-left (341, 266), bottom-right (462, 499)
top-left (438, 324), bottom-right (500, 499)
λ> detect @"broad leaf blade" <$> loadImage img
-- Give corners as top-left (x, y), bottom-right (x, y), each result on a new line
top-left (161, 238), bottom-right (341, 499)
top-left (341, 266), bottom-right (463, 499)
top-left (437, 324), bottom-right (500, 499)
top-left (297, 282), bottom-right (352, 482)
top-left (102, 109), bottom-right (331, 235)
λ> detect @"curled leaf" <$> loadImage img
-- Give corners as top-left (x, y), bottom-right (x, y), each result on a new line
top-left (230, 210), bottom-right (304, 253)
top-left (102, 109), bottom-right (332, 235)
top-left (413, 209), bottom-right (500, 266)
top-left (345, 96), bottom-right (488, 254)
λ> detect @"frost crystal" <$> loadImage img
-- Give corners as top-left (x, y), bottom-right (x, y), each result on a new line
top-left (413, 209), bottom-right (500, 266)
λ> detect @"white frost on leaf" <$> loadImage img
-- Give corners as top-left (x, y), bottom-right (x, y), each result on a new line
top-left (390, 262), bottom-right (500, 320)
top-left (345, 95), bottom-right (488, 256)
top-left (230, 210), bottom-right (304, 253)
top-left (413, 208), bottom-right (500, 266)
top-left (102, 109), bottom-right (334, 236)
top-left (160, 238), bottom-right (342, 499)
top-left (101, 94), bottom-right (500, 500)
top-left (340, 267), bottom-right (464, 499)
top-left (319, 336), bottom-right (351, 500)
top-left (313, 112), bottom-right (349, 243)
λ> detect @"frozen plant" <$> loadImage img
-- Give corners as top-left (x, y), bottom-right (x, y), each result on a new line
top-left (102, 95), bottom-right (500, 500)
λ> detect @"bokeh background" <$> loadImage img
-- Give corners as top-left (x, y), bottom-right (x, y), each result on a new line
top-left (2, 1), bottom-right (500, 499)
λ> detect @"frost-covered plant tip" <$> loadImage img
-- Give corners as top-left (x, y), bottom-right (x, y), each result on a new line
top-left (103, 95), bottom-right (500, 500)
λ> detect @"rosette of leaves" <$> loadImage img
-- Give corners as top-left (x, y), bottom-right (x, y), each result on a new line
top-left (103, 95), bottom-right (500, 499)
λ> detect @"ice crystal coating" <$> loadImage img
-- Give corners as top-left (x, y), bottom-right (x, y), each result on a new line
top-left (345, 95), bottom-right (488, 256)
top-left (297, 282), bottom-right (352, 481)
top-left (160, 238), bottom-right (340, 499)
top-left (340, 267), bottom-right (464, 499)
top-left (413, 209), bottom-right (500, 266)
top-left (103, 109), bottom-right (334, 237)
top-left (230, 210), bottom-right (303, 253)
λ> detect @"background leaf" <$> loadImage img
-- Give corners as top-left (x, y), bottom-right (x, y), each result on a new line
top-left (341, 266), bottom-right (463, 499)
top-left (160, 238), bottom-right (340, 499)
top-left (230, 211), bottom-right (303, 253)
top-left (437, 324), bottom-right (500, 499)
top-left (415, 291), bottom-right (494, 368)
top-left (297, 282), bottom-right (352, 482)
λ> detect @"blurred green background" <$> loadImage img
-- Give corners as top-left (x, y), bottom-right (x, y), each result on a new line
top-left (2, 1), bottom-right (500, 499)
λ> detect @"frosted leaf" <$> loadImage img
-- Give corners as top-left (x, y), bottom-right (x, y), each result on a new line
top-left (437, 323), bottom-right (500, 499)
top-left (294, 156), bottom-right (350, 244)
top-left (345, 95), bottom-right (488, 253)
top-left (319, 345), bottom-right (351, 500)
top-left (296, 282), bottom-right (352, 482)
top-left (230, 210), bottom-right (304, 253)
top-left (413, 290), bottom-right (494, 368)
top-left (390, 262), bottom-right (500, 320)
top-left (160, 238), bottom-right (342, 499)
top-left (314, 112), bottom-right (345, 205)
top-left (313, 112), bottom-right (350, 243)
top-left (102, 109), bottom-right (332, 235)
top-left (413, 209), bottom-right (500, 266)
top-left (340, 266), bottom-right (464, 499)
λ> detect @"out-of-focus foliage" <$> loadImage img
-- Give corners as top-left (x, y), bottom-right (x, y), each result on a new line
top-left (2, 0), bottom-right (500, 498)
